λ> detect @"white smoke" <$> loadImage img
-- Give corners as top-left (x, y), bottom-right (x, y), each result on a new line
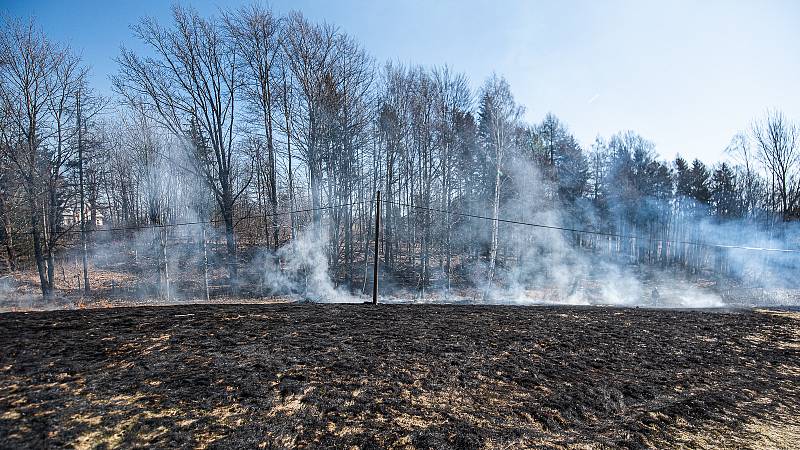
top-left (258, 228), bottom-right (362, 303)
top-left (450, 155), bottom-right (732, 308)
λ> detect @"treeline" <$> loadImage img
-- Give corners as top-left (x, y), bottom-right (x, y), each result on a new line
top-left (1, 5), bottom-right (798, 299)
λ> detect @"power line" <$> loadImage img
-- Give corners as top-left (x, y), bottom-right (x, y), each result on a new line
top-left (385, 200), bottom-right (800, 254)
top-left (11, 201), bottom-right (367, 237)
top-left (10, 196), bottom-right (800, 254)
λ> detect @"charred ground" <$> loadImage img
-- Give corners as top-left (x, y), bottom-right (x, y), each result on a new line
top-left (0, 304), bottom-right (798, 449)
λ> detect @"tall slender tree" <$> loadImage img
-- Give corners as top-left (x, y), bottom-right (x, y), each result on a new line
top-left (114, 5), bottom-right (249, 286)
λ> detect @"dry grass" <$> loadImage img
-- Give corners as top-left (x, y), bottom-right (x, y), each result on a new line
top-left (0, 304), bottom-right (798, 449)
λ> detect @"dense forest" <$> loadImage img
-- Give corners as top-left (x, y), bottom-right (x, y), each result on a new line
top-left (1, 4), bottom-right (798, 302)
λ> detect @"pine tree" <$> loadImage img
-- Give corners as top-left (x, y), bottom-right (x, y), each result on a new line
top-left (674, 156), bottom-right (692, 199)
top-left (688, 159), bottom-right (711, 205)
top-left (711, 163), bottom-right (739, 218)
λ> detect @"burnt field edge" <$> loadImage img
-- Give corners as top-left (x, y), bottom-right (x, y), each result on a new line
top-left (0, 300), bottom-right (770, 318)
top-left (1, 301), bottom-right (798, 448)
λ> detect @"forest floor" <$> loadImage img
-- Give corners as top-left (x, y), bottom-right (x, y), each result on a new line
top-left (1, 304), bottom-right (799, 449)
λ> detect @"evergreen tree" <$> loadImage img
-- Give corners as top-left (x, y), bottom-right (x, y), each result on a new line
top-left (674, 156), bottom-right (692, 199)
top-left (688, 159), bottom-right (711, 205)
top-left (711, 163), bottom-right (740, 218)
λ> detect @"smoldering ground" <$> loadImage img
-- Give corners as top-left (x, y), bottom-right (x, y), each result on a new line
top-left (1, 304), bottom-right (798, 448)
top-left (3, 141), bottom-right (799, 310)
top-left (372, 156), bottom-right (799, 308)
top-left (253, 228), bottom-right (364, 303)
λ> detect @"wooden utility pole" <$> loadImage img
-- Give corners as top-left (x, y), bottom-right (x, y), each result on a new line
top-left (372, 190), bottom-right (381, 305)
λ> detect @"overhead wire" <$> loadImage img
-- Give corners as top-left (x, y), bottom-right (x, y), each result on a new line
top-left (384, 199), bottom-right (800, 254)
top-left (8, 201), bottom-right (367, 237)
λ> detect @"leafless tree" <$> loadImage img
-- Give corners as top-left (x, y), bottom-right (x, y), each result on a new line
top-left (478, 75), bottom-right (523, 297)
top-left (46, 52), bottom-right (88, 292)
top-left (752, 110), bottom-right (799, 220)
top-left (0, 109), bottom-right (19, 272)
top-left (225, 4), bottom-right (282, 250)
top-left (0, 18), bottom-right (66, 298)
top-left (726, 132), bottom-right (763, 217)
top-left (114, 4), bottom-right (248, 286)
top-left (281, 12), bottom-right (338, 230)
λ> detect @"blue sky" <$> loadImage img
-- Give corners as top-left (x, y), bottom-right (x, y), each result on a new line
top-left (4, 0), bottom-right (799, 163)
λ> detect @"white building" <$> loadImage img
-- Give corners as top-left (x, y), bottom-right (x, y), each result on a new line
top-left (62, 208), bottom-right (104, 228)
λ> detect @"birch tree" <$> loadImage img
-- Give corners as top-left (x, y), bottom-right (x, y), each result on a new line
top-left (478, 75), bottom-right (522, 296)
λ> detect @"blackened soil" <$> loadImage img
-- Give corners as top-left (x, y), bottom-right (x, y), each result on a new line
top-left (0, 304), bottom-right (798, 449)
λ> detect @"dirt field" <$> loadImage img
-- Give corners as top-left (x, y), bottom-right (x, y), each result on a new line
top-left (0, 304), bottom-right (798, 449)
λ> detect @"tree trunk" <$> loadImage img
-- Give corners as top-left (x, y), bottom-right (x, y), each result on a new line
top-left (223, 204), bottom-right (238, 293)
top-left (78, 92), bottom-right (90, 294)
top-left (266, 88), bottom-right (279, 250)
top-left (0, 196), bottom-right (16, 272)
top-left (485, 160), bottom-right (502, 300)
top-left (30, 206), bottom-right (51, 300)
top-left (203, 227), bottom-right (210, 301)
top-left (161, 228), bottom-right (170, 301)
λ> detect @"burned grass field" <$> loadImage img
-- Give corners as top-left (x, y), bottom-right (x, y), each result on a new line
top-left (1, 304), bottom-right (799, 449)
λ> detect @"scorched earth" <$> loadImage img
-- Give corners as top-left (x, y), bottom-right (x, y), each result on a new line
top-left (0, 303), bottom-right (798, 449)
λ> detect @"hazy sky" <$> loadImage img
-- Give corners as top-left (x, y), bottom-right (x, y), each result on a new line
top-left (4, 0), bottom-right (799, 163)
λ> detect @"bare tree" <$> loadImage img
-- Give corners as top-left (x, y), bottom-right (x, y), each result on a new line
top-left (46, 52), bottom-right (87, 293)
top-left (0, 111), bottom-right (18, 272)
top-left (327, 31), bottom-right (374, 287)
top-left (478, 75), bottom-right (523, 297)
top-left (0, 18), bottom-right (65, 299)
top-left (2, 6), bottom-right (797, 302)
top-left (432, 66), bottom-right (471, 291)
top-left (276, 54), bottom-right (298, 239)
top-left (114, 5), bottom-right (248, 286)
top-left (752, 110), bottom-right (799, 220)
top-left (282, 12), bottom-right (337, 231)
top-left (225, 4), bottom-right (282, 250)
top-left (726, 132), bottom-right (763, 217)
